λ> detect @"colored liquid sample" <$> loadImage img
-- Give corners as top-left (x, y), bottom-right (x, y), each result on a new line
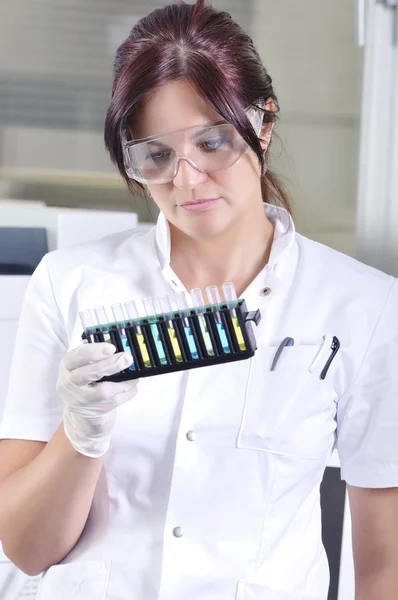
top-left (184, 325), bottom-right (199, 360)
top-left (232, 316), bottom-right (246, 351)
top-left (198, 315), bottom-right (215, 356)
top-left (167, 327), bottom-right (183, 362)
top-left (216, 322), bottom-right (231, 354)
top-left (103, 332), bottom-right (112, 343)
top-left (121, 336), bottom-right (136, 371)
top-left (150, 323), bottom-right (168, 365)
top-left (137, 332), bottom-right (151, 368)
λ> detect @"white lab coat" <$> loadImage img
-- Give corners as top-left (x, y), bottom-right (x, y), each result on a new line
top-left (0, 204), bottom-right (397, 600)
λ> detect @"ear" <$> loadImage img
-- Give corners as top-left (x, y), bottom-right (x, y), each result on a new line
top-left (259, 97), bottom-right (276, 152)
top-left (260, 122), bottom-right (274, 152)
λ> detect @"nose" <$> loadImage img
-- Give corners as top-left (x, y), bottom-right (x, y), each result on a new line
top-left (172, 157), bottom-right (208, 191)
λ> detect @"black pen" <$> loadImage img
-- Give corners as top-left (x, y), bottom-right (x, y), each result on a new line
top-left (320, 336), bottom-right (340, 380)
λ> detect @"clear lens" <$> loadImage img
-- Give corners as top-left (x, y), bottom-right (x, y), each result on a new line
top-left (124, 101), bottom-right (264, 184)
top-left (124, 122), bottom-right (248, 184)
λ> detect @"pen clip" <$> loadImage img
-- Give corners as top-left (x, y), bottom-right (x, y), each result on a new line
top-left (270, 337), bottom-right (295, 371)
top-left (320, 336), bottom-right (340, 380)
top-left (308, 332), bottom-right (334, 374)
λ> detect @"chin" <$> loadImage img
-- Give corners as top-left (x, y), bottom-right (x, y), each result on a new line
top-left (171, 202), bottom-right (236, 239)
top-left (186, 218), bottom-right (230, 240)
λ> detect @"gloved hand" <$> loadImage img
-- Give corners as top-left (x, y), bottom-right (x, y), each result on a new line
top-left (57, 342), bottom-right (138, 458)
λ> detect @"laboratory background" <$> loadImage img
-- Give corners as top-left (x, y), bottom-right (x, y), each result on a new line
top-left (0, 1), bottom-right (397, 599)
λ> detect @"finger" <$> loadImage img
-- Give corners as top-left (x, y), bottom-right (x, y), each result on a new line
top-left (89, 379), bottom-right (139, 407)
top-left (111, 383), bottom-right (139, 407)
top-left (66, 380), bottom-right (138, 414)
top-left (64, 342), bottom-right (116, 370)
top-left (70, 352), bottom-right (133, 386)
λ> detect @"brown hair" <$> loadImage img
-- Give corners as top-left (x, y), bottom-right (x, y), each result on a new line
top-left (104, 0), bottom-right (292, 214)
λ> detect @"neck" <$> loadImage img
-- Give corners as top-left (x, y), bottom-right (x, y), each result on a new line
top-left (169, 204), bottom-right (274, 297)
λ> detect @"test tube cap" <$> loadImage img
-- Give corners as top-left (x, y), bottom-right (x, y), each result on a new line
top-left (79, 308), bottom-right (96, 329)
top-left (206, 285), bottom-right (222, 305)
top-left (222, 282), bottom-right (238, 304)
top-left (125, 300), bottom-right (139, 320)
top-left (190, 288), bottom-right (206, 308)
top-left (111, 303), bottom-right (127, 322)
top-left (94, 306), bottom-right (108, 325)
top-left (143, 296), bottom-right (156, 317)
top-left (159, 295), bottom-right (173, 314)
top-left (174, 290), bottom-right (189, 311)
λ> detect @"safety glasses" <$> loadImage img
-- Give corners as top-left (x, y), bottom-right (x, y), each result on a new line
top-left (123, 101), bottom-right (265, 185)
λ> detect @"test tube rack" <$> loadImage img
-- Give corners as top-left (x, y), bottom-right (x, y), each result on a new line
top-left (81, 298), bottom-right (261, 382)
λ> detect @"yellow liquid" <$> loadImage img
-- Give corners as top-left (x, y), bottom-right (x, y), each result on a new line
top-left (137, 333), bottom-right (151, 368)
top-left (168, 328), bottom-right (183, 362)
top-left (232, 316), bottom-right (246, 351)
top-left (103, 332), bottom-right (112, 342)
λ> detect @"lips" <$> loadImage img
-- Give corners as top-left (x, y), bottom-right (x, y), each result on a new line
top-left (182, 198), bottom-right (219, 206)
top-left (181, 198), bottom-right (220, 212)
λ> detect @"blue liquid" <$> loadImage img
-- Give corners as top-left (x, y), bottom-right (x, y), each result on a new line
top-left (216, 322), bottom-right (231, 354)
top-left (121, 336), bottom-right (136, 371)
top-left (184, 325), bottom-right (199, 360)
top-left (150, 324), bottom-right (168, 365)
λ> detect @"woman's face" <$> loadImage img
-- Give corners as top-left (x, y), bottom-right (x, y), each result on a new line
top-left (131, 79), bottom-right (269, 240)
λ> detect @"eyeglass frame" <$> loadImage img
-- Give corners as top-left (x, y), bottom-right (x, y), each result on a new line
top-left (121, 99), bottom-right (266, 184)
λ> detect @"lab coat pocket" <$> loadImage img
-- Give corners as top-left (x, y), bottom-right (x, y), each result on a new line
top-left (237, 345), bottom-right (338, 459)
top-left (36, 560), bottom-right (110, 600)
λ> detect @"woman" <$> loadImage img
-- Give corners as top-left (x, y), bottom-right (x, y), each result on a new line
top-left (0, 2), bottom-right (397, 599)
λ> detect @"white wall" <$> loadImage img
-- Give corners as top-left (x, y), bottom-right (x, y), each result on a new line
top-left (252, 0), bottom-right (363, 257)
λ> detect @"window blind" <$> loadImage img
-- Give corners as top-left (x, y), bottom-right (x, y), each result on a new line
top-left (0, 0), bottom-right (253, 131)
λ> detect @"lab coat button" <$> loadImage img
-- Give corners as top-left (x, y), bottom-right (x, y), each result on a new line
top-left (186, 430), bottom-right (196, 441)
top-left (173, 526), bottom-right (184, 538)
top-left (261, 287), bottom-right (272, 296)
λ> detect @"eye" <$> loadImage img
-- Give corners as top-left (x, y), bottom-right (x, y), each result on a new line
top-left (147, 150), bottom-right (171, 164)
top-left (198, 136), bottom-right (227, 152)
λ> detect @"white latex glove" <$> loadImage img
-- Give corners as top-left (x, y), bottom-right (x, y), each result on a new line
top-left (57, 342), bottom-right (138, 458)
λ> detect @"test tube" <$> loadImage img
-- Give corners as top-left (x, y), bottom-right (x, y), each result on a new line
top-left (205, 285), bottom-right (231, 354)
top-left (125, 299), bottom-right (151, 368)
top-left (174, 291), bottom-right (199, 360)
top-left (111, 303), bottom-right (136, 370)
top-left (143, 297), bottom-right (167, 365)
top-left (190, 288), bottom-right (215, 356)
top-left (79, 309), bottom-right (96, 341)
top-left (94, 306), bottom-right (112, 344)
top-left (159, 296), bottom-right (183, 362)
top-left (222, 282), bottom-right (246, 351)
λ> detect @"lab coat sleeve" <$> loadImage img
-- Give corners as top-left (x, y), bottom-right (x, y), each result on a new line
top-left (337, 278), bottom-right (398, 488)
top-left (0, 254), bottom-right (68, 442)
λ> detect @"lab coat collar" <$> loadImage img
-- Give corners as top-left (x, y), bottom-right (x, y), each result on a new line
top-left (155, 202), bottom-right (296, 276)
